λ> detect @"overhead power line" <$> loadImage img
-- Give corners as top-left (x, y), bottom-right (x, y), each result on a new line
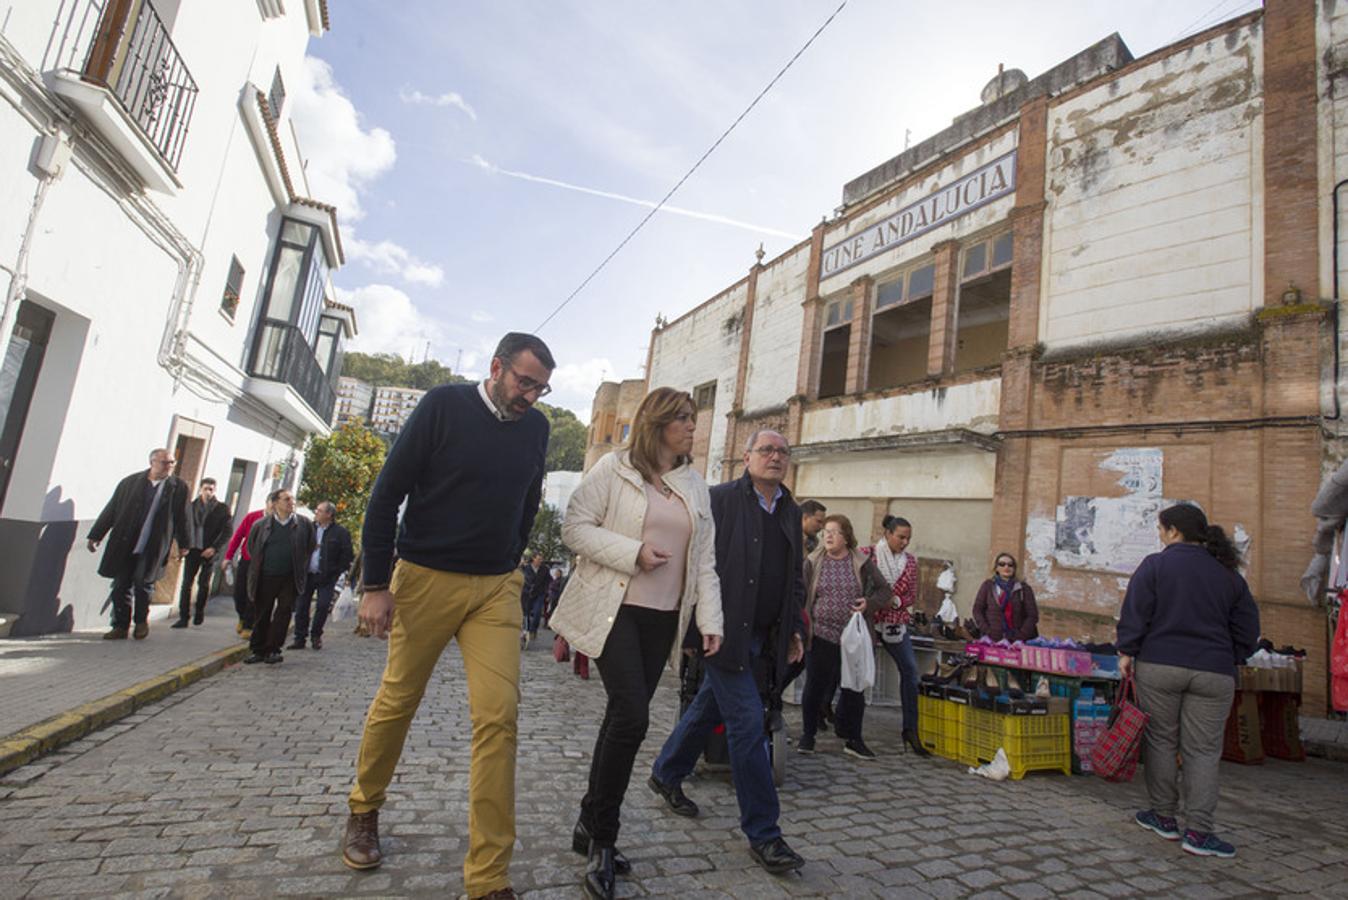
top-left (535, 1), bottom-right (849, 333)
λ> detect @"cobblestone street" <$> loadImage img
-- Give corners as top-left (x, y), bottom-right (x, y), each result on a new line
top-left (1, 628), bottom-right (1346, 899)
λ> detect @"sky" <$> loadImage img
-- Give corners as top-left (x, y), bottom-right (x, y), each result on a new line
top-left (289, 0), bottom-right (1261, 421)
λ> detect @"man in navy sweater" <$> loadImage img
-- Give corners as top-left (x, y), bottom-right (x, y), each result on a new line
top-left (341, 333), bottom-right (554, 900)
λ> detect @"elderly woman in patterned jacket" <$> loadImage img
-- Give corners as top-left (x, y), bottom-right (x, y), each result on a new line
top-left (871, 515), bottom-right (930, 757)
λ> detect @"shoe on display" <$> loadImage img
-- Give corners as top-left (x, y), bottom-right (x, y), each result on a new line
top-left (1135, 809), bottom-right (1181, 841)
top-left (1181, 831), bottom-right (1235, 858)
top-left (843, 739), bottom-right (877, 761)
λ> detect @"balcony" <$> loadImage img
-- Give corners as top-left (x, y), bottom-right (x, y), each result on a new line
top-left (46, 0), bottom-right (198, 192)
top-left (246, 321), bottom-right (337, 434)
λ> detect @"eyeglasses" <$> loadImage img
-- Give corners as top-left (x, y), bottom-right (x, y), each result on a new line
top-left (750, 446), bottom-right (791, 459)
top-left (507, 366), bottom-right (552, 398)
top-left (996, 561), bottom-right (1016, 569)
top-left (822, 528), bottom-right (844, 537)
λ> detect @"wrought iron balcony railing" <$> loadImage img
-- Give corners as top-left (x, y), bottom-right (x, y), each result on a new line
top-left (80, 0), bottom-right (198, 171)
top-left (248, 321), bottom-right (338, 425)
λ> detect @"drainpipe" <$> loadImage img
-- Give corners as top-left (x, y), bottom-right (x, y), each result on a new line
top-left (0, 131), bottom-right (64, 366)
top-left (1330, 178), bottom-right (1348, 422)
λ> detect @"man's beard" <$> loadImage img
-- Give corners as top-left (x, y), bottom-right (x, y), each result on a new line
top-left (490, 379), bottom-right (524, 421)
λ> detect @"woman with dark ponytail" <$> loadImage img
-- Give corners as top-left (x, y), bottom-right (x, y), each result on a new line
top-left (1117, 504), bottom-right (1260, 860)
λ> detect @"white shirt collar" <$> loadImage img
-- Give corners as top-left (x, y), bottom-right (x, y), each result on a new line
top-left (478, 380), bottom-right (510, 422)
top-left (274, 513), bottom-right (294, 525)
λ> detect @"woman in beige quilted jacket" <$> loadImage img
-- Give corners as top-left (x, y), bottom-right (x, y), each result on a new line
top-left (550, 387), bottom-right (724, 900)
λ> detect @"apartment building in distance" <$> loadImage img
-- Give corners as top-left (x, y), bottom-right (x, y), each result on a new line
top-left (334, 375), bottom-right (374, 426)
top-left (369, 385), bottom-right (426, 436)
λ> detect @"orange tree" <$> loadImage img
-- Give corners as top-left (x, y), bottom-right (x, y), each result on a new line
top-left (298, 420), bottom-right (387, 547)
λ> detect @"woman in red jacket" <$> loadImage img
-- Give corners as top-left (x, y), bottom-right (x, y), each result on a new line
top-left (224, 497), bottom-right (272, 637)
top-left (972, 553), bottom-right (1039, 643)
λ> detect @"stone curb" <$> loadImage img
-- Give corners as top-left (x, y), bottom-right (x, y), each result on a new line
top-left (0, 642), bottom-right (248, 777)
top-left (1304, 739), bottom-right (1348, 763)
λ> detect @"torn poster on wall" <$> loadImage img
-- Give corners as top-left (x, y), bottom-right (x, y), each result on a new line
top-left (1053, 448), bottom-right (1179, 575)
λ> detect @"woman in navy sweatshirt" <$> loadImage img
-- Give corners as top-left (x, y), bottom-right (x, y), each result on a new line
top-left (1117, 504), bottom-right (1259, 861)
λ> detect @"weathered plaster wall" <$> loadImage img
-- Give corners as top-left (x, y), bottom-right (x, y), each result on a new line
top-left (799, 377), bottom-right (1001, 444)
top-left (647, 284), bottom-right (747, 483)
top-left (741, 246), bottom-right (809, 413)
top-left (1042, 21), bottom-right (1264, 346)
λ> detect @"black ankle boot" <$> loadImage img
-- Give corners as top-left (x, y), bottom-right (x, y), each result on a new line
top-left (903, 729), bottom-right (931, 757)
top-left (573, 819), bottom-right (631, 875)
top-left (584, 841), bottom-right (616, 900)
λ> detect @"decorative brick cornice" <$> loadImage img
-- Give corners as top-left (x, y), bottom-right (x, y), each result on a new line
top-left (256, 90), bottom-right (345, 264)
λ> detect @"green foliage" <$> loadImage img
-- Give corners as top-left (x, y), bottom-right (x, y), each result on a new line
top-left (298, 421), bottom-right (387, 545)
top-left (536, 402), bottom-right (587, 472)
top-left (526, 503), bottom-right (568, 563)
top-left (343, 351), bottom-right (469, 390)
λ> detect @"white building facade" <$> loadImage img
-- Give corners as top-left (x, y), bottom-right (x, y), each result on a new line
top-left (644, 5), bottom-right (1340, 714)
top-left (0, 0), bottom-right (354, 636)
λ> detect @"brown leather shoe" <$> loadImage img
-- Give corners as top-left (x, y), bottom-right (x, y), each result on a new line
top-left (341, 810), bottom-right (382, 870)
top-left (103, 627), bottom-right (129, 640)
top-left (469, 890), bottom-right (516, 900)
top-left (132, 622), bottom-right (149, 640)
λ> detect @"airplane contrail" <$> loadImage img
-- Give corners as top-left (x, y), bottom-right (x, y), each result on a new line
top-left (466, 155), bottom-right (804, 241)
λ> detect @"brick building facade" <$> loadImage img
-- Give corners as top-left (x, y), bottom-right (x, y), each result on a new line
top-left (632, 3), bottom-right (1343, 714)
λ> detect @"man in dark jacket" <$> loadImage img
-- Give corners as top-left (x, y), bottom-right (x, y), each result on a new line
top-left (290, 500), bottom-right (354, 650)
top-left (87, 448), bottom-right (192, 640)
top-left (243, 488), bottom-right (315, 665)
top-left (649, 429), bottom-right (807, 875)
top-left (522, 552), bottom-right (551, 641)
top-left (173, 477), bottom-right (232, 628)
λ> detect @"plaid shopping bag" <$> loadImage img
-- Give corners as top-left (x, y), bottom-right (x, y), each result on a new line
top-left (1089, 673), bottom-right (1149, 782)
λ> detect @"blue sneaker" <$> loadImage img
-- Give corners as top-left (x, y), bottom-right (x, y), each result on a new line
top-left (1182, 830), bottom-right (1236, 858)
top-left (1135, 809), bottom-right (1180, 840)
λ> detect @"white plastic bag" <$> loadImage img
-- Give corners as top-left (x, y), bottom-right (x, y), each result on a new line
top-left (840, 611), bottom-right (876, 692)
top-left (936, 596), bottom-right (960, 624)
top-left (969, 747), bottom-right (1011, 781)
top-left (330, 584), bottom-right (358, 622)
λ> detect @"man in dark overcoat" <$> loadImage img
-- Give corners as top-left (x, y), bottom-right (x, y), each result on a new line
top-left (87, 448), bottom-right (192, 640)
top-left (290, 500), bottom-right (354, 650)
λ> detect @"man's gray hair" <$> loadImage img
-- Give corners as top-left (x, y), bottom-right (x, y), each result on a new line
top-left (148, 447), bottom-right (171, 462)
top-left (744, 429), bottom-right (787, 453)
top-left (318, 500), bottom-right (337, 518)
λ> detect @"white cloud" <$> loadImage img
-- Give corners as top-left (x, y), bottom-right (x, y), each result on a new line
top-left (399, 87), bottom-right (478, 121)
top-left (337, 284), bottom-right (446, 358)
top-left (289, 57), bottom-right (397, 222)
top-left (545, 356), bottom-right (614, 421)
top-left (346, 236), bottom-right (445, 287)
top-left (470, 310), bottom-right (494, 323)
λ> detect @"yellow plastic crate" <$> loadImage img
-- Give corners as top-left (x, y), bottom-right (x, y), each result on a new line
top-left (917, 695), bottom-right (968, 763)
top-left (961, 708), bottom-right (1072, 779)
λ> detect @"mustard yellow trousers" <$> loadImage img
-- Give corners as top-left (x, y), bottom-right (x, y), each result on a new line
top-left (349, 561), bottom-right (523, 896)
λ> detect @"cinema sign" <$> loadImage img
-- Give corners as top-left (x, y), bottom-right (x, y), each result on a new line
top-left (820, 150), bottom-right (1017, 282)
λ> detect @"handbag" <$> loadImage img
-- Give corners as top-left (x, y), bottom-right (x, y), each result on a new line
top-left (1089, 672), bottom-right (1149, 782)
top-left (877, 622), bottom-right (907, 645)
top-left (553, 634), bottom-right (571, 663)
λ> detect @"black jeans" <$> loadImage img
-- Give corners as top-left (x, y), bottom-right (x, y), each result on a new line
top-left (177, 550), bottom-right (216, 622)
top-left (107, 553), bottom-right (153, 629)
top-left (233, 558), bottom-right (254, 628)
top-left (801, 637), bottom-right (865, 741)
top-left (251, 572), bottom-right (298, 656)
top-left (582, 604), bottom-right (678, 846)
top-left (293, 572), bottom-right (338, 642)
